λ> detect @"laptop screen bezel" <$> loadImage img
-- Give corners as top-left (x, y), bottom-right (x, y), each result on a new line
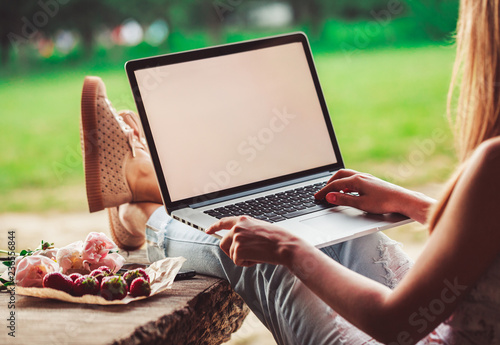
top-left (126, 32), bottom-right (344, 212)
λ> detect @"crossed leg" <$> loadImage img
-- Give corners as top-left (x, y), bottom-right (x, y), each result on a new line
top-left (145, 206), bottom-right (413, 345)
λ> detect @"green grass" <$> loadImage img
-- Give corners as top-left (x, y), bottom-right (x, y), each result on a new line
top-left (0, 44), bottom-right (457, 212)
top-left (316, 45), bottom-right (457, 183)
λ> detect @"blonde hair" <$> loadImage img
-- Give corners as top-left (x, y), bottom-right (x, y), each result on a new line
top-left (428, 0), bottom-right (500, 230)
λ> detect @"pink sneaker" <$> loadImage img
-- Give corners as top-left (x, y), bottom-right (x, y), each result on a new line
top-left (80, 76), bottom-right (146, 213)
top-left (107, 206), bottom-right (145, 251)
top-left (108, 111), bottom-right (149, 251)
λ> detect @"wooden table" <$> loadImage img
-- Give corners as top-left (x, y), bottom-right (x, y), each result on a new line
top-left (0, 250), bottom-right (249, 345)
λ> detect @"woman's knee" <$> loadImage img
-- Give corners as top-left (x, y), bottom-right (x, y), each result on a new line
top-left (338, 232), bottom-right (413, 287)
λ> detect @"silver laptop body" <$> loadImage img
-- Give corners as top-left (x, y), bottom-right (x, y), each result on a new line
top-left (126, 32), bottom-right (410, 248)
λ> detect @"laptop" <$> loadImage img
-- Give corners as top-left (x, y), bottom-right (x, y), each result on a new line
top-left (125, 32), bottom-right (410, 248)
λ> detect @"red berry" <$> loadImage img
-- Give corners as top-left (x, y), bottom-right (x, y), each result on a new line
top-left (129, 277), bottom-right (151, 297)
top-left (100, 276), bottom-right (127, 301)
top-left (89, 269), bottom-right (105, 284)
top-left (123, 268), bottom-right (149, 289)
top-left (69, 273), bottom-right (83, 282)
top-left (97, 266), bottom-right (112, 275)
top-left (73, 275), bottom-right (100, 297)
top-left (43, 272), bottom-right (73, 294)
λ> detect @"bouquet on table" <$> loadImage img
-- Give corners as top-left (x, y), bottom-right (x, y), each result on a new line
top-left (0, 232), bottom-right (185, 305)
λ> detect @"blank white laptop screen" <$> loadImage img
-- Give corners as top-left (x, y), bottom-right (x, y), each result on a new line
top-left (134, 42), bottom-right (337, 202)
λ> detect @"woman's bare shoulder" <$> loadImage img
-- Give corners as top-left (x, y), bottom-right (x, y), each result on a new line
top-left (441, 136), bottom-right (500, 235)
top-left (466, 137), bottom-right (500, 181)
top-left (474, 136), bottom-right (500, 160)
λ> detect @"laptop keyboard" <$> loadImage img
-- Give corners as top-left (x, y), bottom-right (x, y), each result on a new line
top-left (203, 181), bottom-right (335, 223)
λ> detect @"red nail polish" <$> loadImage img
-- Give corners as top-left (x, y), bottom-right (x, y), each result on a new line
top-left (326, 193), bottom-right (336, 203)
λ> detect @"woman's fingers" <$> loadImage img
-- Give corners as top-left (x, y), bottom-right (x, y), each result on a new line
top-left (228, 232), bottom-right (252, 266)
top-left (326, 168), bottom-right (359, 184)
top-left (208, 216), bottom-right (257, 262)
top-left (205, 216), bottom-right (240, 234)
top-left (207, 215), bottom-right (303, 267)
top-left (230, 237), bottom-right (264, 266)
top-left (219, 230), bottom-right (234, 257)
top-left (325, 192), bottom-right (361, 208)
top-left (315, 175), bottom-right (361, 200)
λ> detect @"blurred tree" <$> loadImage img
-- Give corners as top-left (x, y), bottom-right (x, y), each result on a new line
top-left (323, 0), bottom-right (408, 20)
top-left (46, 0), bottom-right (172, 57)
top-left (112, 0), bottom-right (172, 25)
top-left (288, 0), bottom-right (410, 38)
top-left (404, 0), bottom-right (459, 40)
top-left (186, 0), bottom-right (223, 44)
top-left (203, 0), bottom-right (224, 44)
top-left (48, 0), bottom-right (122, 57)
top-left (0, 0), bottom-right (123, 63)
top-left (0, 0), bottom-right (459, 67)
top-left (0, 2), bottom-right (39, 65)
top-left (289, 0), bottom-right (324, 37)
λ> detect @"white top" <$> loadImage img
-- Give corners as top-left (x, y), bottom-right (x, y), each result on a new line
top-left (435, 254), bottom-right (500, 344)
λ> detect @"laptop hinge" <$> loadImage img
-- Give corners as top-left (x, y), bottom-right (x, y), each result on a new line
top-left (190, 171), bottom-right (332, 209)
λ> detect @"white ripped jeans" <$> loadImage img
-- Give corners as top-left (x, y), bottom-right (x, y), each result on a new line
top-left (146, 207), bottom-right (418, 344)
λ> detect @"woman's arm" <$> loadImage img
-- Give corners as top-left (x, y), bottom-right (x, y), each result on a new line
top-left (207, 138), bottom-right (500, 343)
top-left (314, 169), bottom-right (436, 224)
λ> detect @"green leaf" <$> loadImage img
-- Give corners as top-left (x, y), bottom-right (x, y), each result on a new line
top-left (0, 277), bottom-right (14, 289)
top-left (40, 240), bottom-right (54, 251)
top-left (18, 248), bottom-right (33, 257)
top-left (0, 282), bottom-right (14, 290)
top-left (37, 240), bottom-right (55, 251)
top-left (1, 261), bottom-right (13, 267)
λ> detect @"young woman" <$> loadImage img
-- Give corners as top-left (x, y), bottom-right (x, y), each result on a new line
top-left (80, 0), bottom-right (500, 343)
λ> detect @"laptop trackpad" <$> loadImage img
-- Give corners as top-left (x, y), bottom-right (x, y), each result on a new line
top-left (300, 207), bottom-right (388, 234)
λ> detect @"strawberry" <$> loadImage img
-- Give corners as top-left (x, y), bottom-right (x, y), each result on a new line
top-left (129, 277), bottom-right (151, 297)
top-left (123, 268), bottom-right (149, 289)
top-left (89, 269), bottom-right (106, 284)
top-left (43, 272), bottom-right (73, 294)
top-left (73, 275), bottom-right (100, 297)
top-left (100, 276), bottom-right (127, 300)
top-left (97, 266), bottom-right (112, 275)
top-left (68, 273), bottom-right (83, 282)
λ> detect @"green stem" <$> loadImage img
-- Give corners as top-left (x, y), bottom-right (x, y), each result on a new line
top-left (0, 249), bottom-right (20, 256)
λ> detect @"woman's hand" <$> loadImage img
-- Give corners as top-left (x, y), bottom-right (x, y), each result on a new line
top-left (314, 169), bottom-right (435, 223)
top-left (205, 216), bottom-right (306, 267)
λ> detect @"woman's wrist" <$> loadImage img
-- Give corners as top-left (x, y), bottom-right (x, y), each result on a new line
top-left (278, 236), bottom-right (309, 269)
top-left (394, 189), bottom-right (436, 224)
top-left (281, 239), bottom-right (326, 283)
top-left (279, 236), bottom-right (324, 281)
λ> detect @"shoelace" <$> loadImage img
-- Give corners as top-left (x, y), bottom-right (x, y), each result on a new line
top-left (120, 110), bottom-right (148, 147)
top-left (105, 99), bottom-right (143, 158)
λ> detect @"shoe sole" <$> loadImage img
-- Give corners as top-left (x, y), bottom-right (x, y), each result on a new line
top-left (108, 207), bottom-right (142, 251)
top-left (81, 76), bottom-right (105, 213)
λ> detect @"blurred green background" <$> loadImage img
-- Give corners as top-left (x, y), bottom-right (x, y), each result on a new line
top-left (0, 0), bottom-right (459, 213)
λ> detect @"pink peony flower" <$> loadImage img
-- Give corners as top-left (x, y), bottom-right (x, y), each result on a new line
top-left (14, 256), bottom-right (24, 268)
top-left (86, 253), bottom-right (126, 273)
top-left (82, 232), bottom-right (117, 264)
top-left (32, 248), bottom-right (59, 261)
top-left (15, 255), bottom-right (59, 287)
top-left (56, 241), bottom-right (85, 274)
